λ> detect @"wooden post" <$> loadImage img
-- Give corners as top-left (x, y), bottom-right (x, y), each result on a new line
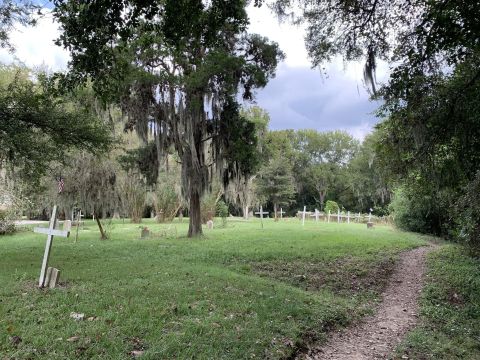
top-left (337, 209), bottom-right (340, 223)
top-left (315, 209), bottom-right (319, 222)
top-left (302, 206), bottom-right (306, 226)
top-left (75, 210), bottom-right (81, 243)
top-left (347, 211), bottom-right (350, 224)
top-left (328, 210), bottom-right (331, 223)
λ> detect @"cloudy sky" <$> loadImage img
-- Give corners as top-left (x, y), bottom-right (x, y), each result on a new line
top-left (0, 4), bottom-right (388, 139)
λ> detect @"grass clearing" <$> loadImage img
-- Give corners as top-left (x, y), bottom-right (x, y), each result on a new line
top-left (1, 219), bottom-right (427, 359)
top-left (394, 244), bottom-right (480, 359)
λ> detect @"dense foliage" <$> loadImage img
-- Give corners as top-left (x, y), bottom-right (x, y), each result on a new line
top-left (53, 0), bottom-right (284, 236)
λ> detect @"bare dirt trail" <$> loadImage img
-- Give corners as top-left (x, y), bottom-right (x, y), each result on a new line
top-left (299, 245), bottom-right (436, 360)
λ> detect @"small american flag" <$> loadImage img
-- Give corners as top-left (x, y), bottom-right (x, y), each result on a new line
top-left (58, 177), bottom-right (65, 194)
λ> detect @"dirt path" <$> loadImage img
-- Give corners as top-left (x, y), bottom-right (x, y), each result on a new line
top-left (300, 246), bottom-right (435, 360)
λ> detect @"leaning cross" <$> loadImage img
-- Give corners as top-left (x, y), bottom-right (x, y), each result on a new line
top-left (255, 206), bottom-right (269, 229)
top-left (34, 205), bottom-right (70, 288)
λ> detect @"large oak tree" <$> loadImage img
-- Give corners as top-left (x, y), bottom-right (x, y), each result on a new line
top-left (53, 0), bottom-right (284, 237)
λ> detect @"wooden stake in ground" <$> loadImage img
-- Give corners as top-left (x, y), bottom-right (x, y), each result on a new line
top-left (255, 206), bottom-right (268, 229)
top-left (74, 210), bottom-right (82, 243)
top-left (34, 205), bottom-right (70, 288)
top-left (302, 206), bottom-right (306, 226)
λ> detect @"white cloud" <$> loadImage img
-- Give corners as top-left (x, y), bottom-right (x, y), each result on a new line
top-left (0, 11), bottom-right (69, 71)
top-left (0, 5), bottom-right (382, 140)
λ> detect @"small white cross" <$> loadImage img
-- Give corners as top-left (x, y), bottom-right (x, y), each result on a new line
top-left (255, 206), bottom-right (269, 229)
top-left (34, 205), bottom-right (70, 288)
top-left (279, 208), bottom-right (285, 219)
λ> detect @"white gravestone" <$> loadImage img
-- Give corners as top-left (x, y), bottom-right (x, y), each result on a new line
top-left (34, 206), bottom-right (70, 288)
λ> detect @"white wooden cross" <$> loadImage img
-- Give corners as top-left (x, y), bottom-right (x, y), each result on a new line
top-left (255, 206), bottom-right (269, 229)
top-left (299, 205), bottom-right (305, 226)
top-left (310, 209), bottom-right (320, 222)
top-left (34, 206), bottom-right (70, 288)
top-left (279, 208), bottom-right (285, 219)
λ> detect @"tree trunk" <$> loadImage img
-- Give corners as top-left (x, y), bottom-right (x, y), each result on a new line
top-left (94, 211), bottom-right (107, 240)
top-left (188, 191), bottom-right (203, 237)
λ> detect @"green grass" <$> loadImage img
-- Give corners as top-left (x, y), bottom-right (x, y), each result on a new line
top-left (1, 218), bottom-right (427, 359)
top-left (394, 244), bottom-right (480, 359)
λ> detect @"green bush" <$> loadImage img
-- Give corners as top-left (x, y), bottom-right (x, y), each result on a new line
top-left (216, 200), bottom-right (229, 227)
top-left (453, 172), bottom-right (480, 252)
top-left (324, 200), bottom-right (339, 214)
top-left (0, 210), bottom-right (16, 235)
top-left (388, 186), bottom-right (440, 234)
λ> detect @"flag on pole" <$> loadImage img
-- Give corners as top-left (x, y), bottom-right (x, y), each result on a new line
top-left (58, 177), bottom-right (65, 194)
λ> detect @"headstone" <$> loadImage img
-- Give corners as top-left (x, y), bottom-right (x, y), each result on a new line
top-left (34, 205), bottom-right (70, 288)
top-left (48, 268), bottom-right (60, 288)
top-left (141, 227), bottom-right (150, 238)
top-left (207, 220), bottom-right (214, 229)
top-left (63, 220), bottom-right (72, 232)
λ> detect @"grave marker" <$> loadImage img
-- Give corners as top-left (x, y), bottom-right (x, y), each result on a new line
top-left (279, 208), bottom-right (285, 219)
top-left (347, 211), bottom-right (350, 224)
top-left (337, 209), bottom-right (340, 223)
top-left (255, 206), bottom-right (269, 229)
top-left (34, 206), bottom-right (70, 288)
top-left (310, 209), bottom-right (320, 222)
top-left (302, 206), bottom-right (306, 226)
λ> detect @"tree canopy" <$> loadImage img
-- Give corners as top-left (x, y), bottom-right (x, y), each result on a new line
top-left (53, 0), bottom-right (284, 237)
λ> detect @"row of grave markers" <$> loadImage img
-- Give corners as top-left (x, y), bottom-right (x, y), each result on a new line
top-left (255, 206), bottom-right (373, 227)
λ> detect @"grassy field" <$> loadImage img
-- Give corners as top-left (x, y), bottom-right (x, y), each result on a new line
top-left (394, 244), bottom-right (480, 359)
top-left (1, 218), bottom-right (428, 359)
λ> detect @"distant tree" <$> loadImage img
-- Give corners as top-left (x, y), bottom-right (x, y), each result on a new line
top-left (117, 171), bottom-right (147, 223)
top-left (226, 106), bottom-right (270, 219)
top-left (0, 65), bottom-right (112, 185)
top-left (53, 0), bottom-right (284, 237)
top-left (256, 156), bottom-right (296, 220)
top-left (292, 130), bottom-right (358, 210)
top-left (55, 152), bottom-right (119, 240)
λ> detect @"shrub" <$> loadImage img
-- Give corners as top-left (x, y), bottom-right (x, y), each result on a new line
top-left (324, 200), bottom-right (339, 214)
top-left (0, 210), bottom-right (16, 235)
top-left (216, 200), bottom-right (229, 227)
top-left (453, 172), bottom-right (480, 252)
